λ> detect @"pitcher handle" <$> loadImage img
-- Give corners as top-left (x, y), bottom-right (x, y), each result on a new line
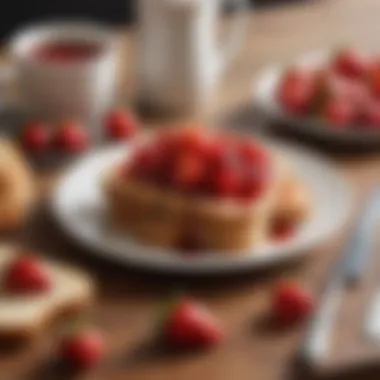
top-left (219, 0), bottom-right (250, 72)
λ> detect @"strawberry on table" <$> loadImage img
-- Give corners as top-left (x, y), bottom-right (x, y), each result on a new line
top-left (4, 254), bottom-right (53, 293)
top-left (21, 121), bottom-right (50, 153)
top-left (55, 121), bottom-right (90, 153)
top-left (271, 281), bottom-right (314, 326)
top-left (161, 298), bottom-right (223, 349)
top-left (58, 327), bottom-right (105, 369)
top-left (106, 109), bottom-right (140, 140)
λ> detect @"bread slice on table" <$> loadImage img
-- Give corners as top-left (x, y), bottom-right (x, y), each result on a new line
top-left (0, 138), bottom-right (35, 231)
top-left (0, 246), bottom-right (94, 340)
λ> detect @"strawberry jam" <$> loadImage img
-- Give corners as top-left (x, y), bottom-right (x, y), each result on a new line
top-left (125, 129), bottom-right (270, 202)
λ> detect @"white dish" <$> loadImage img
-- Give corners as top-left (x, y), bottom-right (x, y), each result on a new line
top-left (52, 140), bottom-right (353, 275)
top-left (253, 50), bottom-right (380, 146)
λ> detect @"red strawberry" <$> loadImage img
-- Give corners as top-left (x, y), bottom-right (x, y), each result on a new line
top-left (277, 68), bottom-right (314, 114)
top-left (213, 168), bottom-right (241, 197)
top-left (278, 81), bottom-right (313, 115)
top-left (322, 97), bottom-right (355, 127)
top-left (58, 328), bottom-right (105, 369)
top-left (272, 282), bottom-right (314, 325)
top-left (368, 64), bottom-right (380, 98)
top-left (4, 255), bottom-right (52, 293)
top-left (21, 122), bottom-right (50, 153)
top-left (163, 298), bottom-right (223, 349)
top-left (176, 128), bottom-right (209, 153)
top-left (172, 153), bottom-right (205, 192)
top-left (332, 48), bottom-right (368, 79)
top-left (55, 122), bottom-right (90, 153)
top-left (106, 109), bottom-right (139, 140)
top-left (360, 100), bottom-right (380, 128)
top-left (239, 169), bottom-right (268, 201)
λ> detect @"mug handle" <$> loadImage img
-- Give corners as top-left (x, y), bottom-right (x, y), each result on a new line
top-left (219, 0), bottom-right (250, 73)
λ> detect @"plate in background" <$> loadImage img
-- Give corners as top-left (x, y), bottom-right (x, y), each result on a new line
top-left (252, 50), bottom-right (380, 147)
top-left (52, 139), bottom-right (353, 275)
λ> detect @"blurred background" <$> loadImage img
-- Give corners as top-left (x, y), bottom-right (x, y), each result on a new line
top-left (0, 0), bottom-right (307, 39)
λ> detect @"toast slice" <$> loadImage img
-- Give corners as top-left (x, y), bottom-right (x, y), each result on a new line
top-left (103, 131), bottom-right (311, 253)
top-left (0, 246), bottom-right (94, 340)
top-left (104, 151), bottom-right (282, 253)
top-left (104, 169), bottom-right (188, 248)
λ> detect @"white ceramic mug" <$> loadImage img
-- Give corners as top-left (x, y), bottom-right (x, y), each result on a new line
top-left (137, 0), bottom-right (250, 114)
top-left (9, 21), bottom-right (117, 123)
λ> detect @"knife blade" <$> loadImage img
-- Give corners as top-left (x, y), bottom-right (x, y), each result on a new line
top-left (300, 186), bottom-right (380, 365)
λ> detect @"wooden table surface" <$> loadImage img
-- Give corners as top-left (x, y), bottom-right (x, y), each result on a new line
top-left (4, 1), bottom-right (380, 379)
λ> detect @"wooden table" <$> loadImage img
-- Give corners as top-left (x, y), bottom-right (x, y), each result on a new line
top-left (4, 1), bottom-right (380, 379)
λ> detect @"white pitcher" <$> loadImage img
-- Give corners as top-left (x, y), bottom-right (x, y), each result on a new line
top-left (137, 0), bottom-right (249, 114)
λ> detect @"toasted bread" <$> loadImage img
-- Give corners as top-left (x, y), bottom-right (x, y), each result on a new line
top-left (0, 246), bottom-right (94, 340)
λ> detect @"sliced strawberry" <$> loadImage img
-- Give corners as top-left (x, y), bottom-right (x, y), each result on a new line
top-left (272, 281), bottom-right (314, 325)
top-left (106, 109), bottom-right (139, 141)
top-left (58, 328), bottom-right (105, 369)
top-left (163, 298), bottom-right (223, 349)
top-left (4, 255), bottom-right (53, 293)
top-left (21, 121), bottom-right (50, 153)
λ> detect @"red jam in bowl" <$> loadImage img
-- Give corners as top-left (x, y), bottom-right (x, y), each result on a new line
top-left (32, 40), bottom-right (103, 63)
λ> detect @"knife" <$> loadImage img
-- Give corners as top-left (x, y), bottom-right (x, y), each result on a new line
top-left (300, 186), bottom-right (380, 366)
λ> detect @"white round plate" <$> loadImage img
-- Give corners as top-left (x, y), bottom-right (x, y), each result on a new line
top-left (52, 141), bottom-right (353, 275)
top-left (253, 50), bottom-right (380, 146)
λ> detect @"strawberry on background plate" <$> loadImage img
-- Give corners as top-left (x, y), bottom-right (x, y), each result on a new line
top-left (277, 67), bottom-right (315, 115)
top-left (271, 281), bottom-right (314, 326)
top-left (106, 109), bottom-right (139, 140)
top-left (321, 96), bottom-right (355, 128)
top-left (332, 48), bottom-right (369, 79)
top-left (54, 121), bottom-right (90, 153)
top-left (21, 121), bottom-right (50, 154)
top-left (359, 99), bottom-right (380, 128)
top-left (368, 63), bottom-right (380, 99)
top-left (4, 254), bottom-right (53, 293)
top-left (161, 297), bottom-right (223, 349)
top-left (58, 327), bottom-right (105, 369)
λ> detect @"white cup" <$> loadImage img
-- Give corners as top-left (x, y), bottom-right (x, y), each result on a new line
top-left (9, 21), bottom-right (117, 123)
